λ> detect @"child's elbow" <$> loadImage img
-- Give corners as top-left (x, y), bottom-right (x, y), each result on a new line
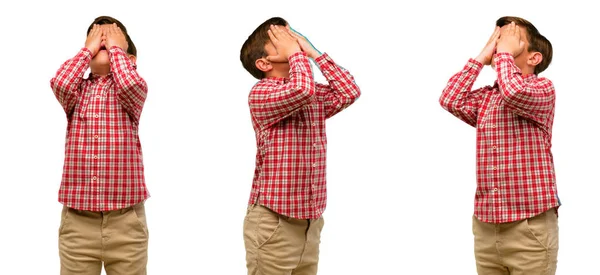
top-left (50, 77), bottom-right (60, 90)
top-left (299, 81), bottom-right (316, 98)
top-left (439, 95), bottom-right (452, 111)
top-left (353, 85), bottom-right (362, 99)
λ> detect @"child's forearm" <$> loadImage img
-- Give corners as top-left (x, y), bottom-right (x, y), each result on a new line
top-left (439, 59), bottom-right (484, 127)
top-left (495, 53), bottom-right (554, 118)
top-left (109, 47), bottom-right (147, 123)
top-left (314, 54), bottom-right (361, 117)
top-left (50, 48), bottom-right (92, 115)
top-left (249, 52), bottom-right (315, 129)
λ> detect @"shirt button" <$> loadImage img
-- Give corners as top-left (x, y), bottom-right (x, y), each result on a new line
top-left (492, 166), bottom-right (497, 170)
top-left (312, 163), bottom-right (317, 168)
top-left (312, 122), bottom-right (316, 127)
top-left (491, 124), bottom-right (496, 128)
top-left (94, 114), bottom-right (100, 118)
top-left (93, 135), bottom-right (99, 139)
top-left (493, 188), bottom-right (498, 192)
top-left (92, 176), bottom-right (97, 181)
top-left (492, 145), bottom-right (497, 150)
top-left (96, 95), bottom-right (101, 99)
top-left (93, 155), bottom-right (99, 160)
top-left (313, 143), bottom-right (317, 147)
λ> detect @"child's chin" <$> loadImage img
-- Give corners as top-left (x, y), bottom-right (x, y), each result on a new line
top-left (91, 57), bottom-right (110, 66)
top-left (93, 51), bottom-right (109, 59)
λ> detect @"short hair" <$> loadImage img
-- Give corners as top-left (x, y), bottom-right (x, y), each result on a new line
top-left (496, 16), bottom-right (552, 74)
top-left (240, 17), bottom-right (288, 79)
top-left (87, 16), bottom-right (137, 57)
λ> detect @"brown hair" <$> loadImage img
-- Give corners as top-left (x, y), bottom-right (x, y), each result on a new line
top-left (496, 16), bottom-right (552, 74)
top-left (240, 17), bottom-right (288, 79)
top-left (87, 16), bottom-right (137, 57)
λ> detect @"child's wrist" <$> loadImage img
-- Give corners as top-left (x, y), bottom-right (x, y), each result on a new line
top-left (311, 51), bottom-right (322, 59)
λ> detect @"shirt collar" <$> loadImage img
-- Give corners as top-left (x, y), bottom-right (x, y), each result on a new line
top-left (493, 74), bottom-right (538, 87)
top-left (262, 76), bottom-right (287, 84)
top-left (522, 74), bottom-right (537, 81)
top-left (88, 72), bottom-right (113, 81)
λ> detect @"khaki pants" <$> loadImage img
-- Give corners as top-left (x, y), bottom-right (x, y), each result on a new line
top-left (59, 203), bottom-right (149, 275)
top-left (243, 205), bottom-right (324, 275)
top-left (473, 208), bottom-right (559, 275)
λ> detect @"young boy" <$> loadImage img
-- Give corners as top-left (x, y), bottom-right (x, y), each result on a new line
top-left (439, 16), bottom-right (559, 274)
top-left (51, 16), bottom-right (149, 275)
top-left (240, 17), bottom-right (361, 274)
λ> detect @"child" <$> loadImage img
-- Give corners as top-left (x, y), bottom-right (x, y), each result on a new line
top-left (51, 16), bottom-right (149, 275)
top-left (439, 16), bottom-right (559, 274)
top-left (240, 17), bottom-right (361, 274)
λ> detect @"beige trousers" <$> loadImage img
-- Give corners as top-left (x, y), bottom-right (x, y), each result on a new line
top-left (243, 205), bottom-right (325, 275)
top-left (58, 203), bottom-right (149, 275)
top-left (473, 208), bottom-right (559, 275)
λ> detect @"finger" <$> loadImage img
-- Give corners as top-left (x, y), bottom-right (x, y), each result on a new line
top-left (272, 25), bottom-right (284, 37)
top-left (266, 55), bottom-right (287, 63)
top-left (269, 25), bottom-right (281, 39)
top-left (114, 24), bottom-right (121, 35)
top-left (267, 29), bottom-right (278, 44)
top-left (515, 25), bottom-right (521, 40)
top-left (493, 26), bottom-right (501, 39)
top-left (290, 27), bottom-right (307, 41)
top-left (273, 25), bottom-right (292, 40)
top-left (90, 24), bottom-right (98, 37)
top-left (501, 23), bottom-right (510, 35)
top-left (289, 26), bottom-right (301, 37)
top-left (487, 27), bottom-right (499, 44)
top-left (108, 24), bottom-right (115, 37)
top-left (287, 27), bottom-right (298, 38)
top-left (288, 29), bottom-right (303, 43)
top-left (97, 25), bottom-right (104, 37)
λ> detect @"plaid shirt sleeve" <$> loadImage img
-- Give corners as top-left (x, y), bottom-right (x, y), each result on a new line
top-left (109, 46), bottom-right (148, 124)
top-left (50, 48), bottom-right (92, 116)
top-left (249, 52), bottom-right (315, 130)
top-left (494, 52), bottom-right (555, 124)
top-left (439, 59), bottom-right (489, 127)
top-left (314, 53), bottom-right (361, 118)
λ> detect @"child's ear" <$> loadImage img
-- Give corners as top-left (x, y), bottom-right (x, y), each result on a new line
top-left (128, 55), bottom-right (137, 66)
top-left (255, 58), bottom-right (273, 73)
top-left (527, 52), bottom-right (543, 67)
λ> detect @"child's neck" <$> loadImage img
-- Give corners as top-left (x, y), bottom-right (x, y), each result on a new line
top-left (266, 70), bottom-right (290, 79)
top-left (520, 67), bottom-right (535, 75)
top-left (90, 65), bottom-right (110, 77)
top-left (514, 63), bottom-right (535, 75)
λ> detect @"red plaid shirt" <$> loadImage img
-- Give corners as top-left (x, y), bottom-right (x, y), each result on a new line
top-left (248, 52), bottom-right (360, 219)
top-left (51, 47), bottom-right (149, 211)
top-left (440, 52), bottom-right (560, 223)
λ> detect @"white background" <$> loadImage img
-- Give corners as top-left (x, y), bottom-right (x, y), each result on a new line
top-left (0, 0), bottom-right (598, 274)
